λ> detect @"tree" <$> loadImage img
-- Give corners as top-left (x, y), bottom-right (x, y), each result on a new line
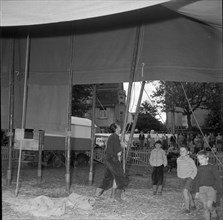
top-left (72, 85), bottom-right (92, 117)
top-left (152, 81), bottom-right (219, 130)
top-left (136, 100), bottom-right (164, 132)
top-left (140, 100), bottom-right (158, 117)
top-left (203, 83), bottom-right (223, 132)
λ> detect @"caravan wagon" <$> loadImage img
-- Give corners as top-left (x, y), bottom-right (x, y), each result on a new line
top-left (12, 117), bottom-right (94, 167)
top-left (43, 117), bottom-right (94, 167)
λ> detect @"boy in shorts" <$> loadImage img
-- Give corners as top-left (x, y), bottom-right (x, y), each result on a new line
top-left (177, 146), bottom-right (197, 214)
top-left (195, 150), bottom-right (221, 220)
top-left (149, 140), bottom-right (167, 195)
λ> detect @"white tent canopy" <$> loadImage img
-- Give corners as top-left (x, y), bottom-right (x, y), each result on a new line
top-left (0, 0), bottom-right (222, 30)
top-left (0, 0), bottom-right (170, 26)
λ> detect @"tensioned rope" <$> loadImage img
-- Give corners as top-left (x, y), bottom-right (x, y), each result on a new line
top-left (139, 81), bottom-right (176, 142)
top-left (180, 82), bottom-right (223, 167)
top-left (141, 82), bottom-right (166, 125)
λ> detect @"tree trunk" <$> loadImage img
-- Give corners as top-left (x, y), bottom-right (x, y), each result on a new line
top-left (187, 113), bottom-right (192, 130)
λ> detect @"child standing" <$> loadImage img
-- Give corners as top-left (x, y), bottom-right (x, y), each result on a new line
top-left (149, 140), bottom-right (167, 195)
top-left (177, 146), bottom-right (197, 214)
top-left (195, 150), bottom-right (221, 220)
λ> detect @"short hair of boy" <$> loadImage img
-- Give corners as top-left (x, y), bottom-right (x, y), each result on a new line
top-left (197, 150), bottom-right (209, 157)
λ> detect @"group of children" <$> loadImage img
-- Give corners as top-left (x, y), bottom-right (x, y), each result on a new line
top-left (149, 140), bottom-right (222, 220)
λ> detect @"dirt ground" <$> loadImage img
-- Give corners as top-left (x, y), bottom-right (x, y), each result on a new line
top-left (2, 162), bottom-right (223, 220)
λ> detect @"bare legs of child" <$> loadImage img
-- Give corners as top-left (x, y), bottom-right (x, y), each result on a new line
top-left (182, 188), bottom-right (196, 213)
top-left (201, 200), bottom-right (217, 220)
top-left (198, 186), bottom-right (218, 220)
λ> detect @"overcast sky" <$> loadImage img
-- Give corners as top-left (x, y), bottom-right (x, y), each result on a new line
top-left (123, 81), bottom-right (166, 123)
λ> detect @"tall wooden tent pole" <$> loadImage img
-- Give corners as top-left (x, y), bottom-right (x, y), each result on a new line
top-left (121, 25), bottom-right (142, 173)
top-left (15, 34), bottom-right (30, 196)
top-left (7, 38), bottom-right (15, 186)
top-left (89, 84), bottom-right (96, 185)
top-left (65, 35), bottom-right (74, 193)
top-left (111, 26), bottom-right (142, 199)
top-left (126, 81), bottom-right (146, 162)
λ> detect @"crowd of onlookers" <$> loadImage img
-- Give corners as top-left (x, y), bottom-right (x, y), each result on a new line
top-left (136, 131), bottom-right (223, 153)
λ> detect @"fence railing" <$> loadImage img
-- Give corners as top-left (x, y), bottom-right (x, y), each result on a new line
top-left (2, 146), bottom-right (223, 173)
top-left (93, 149), bottom-right (223, 173)
top-left (1, 146), bottom-right (20, 161)
top-left (127, 150), bottom-right (151, 166)
top-left (94, 149), bottom-right (151, 166)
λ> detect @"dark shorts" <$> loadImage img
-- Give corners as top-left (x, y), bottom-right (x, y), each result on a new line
top-left (151, 165), bottom-right (164, 185)
top-left (179, 177), bottom-right (193, 191)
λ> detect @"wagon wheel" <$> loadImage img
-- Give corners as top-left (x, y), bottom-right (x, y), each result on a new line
top-left (52, 155), bottom-right (64, 168)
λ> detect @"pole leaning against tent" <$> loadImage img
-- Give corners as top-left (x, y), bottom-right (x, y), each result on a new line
top-left (65, 35), bottom-right (74, 193)
top-left (89, 84), bottom-right (96, 185)
top-left (121, 25), bottom-right (143, 173)
top-left (15, 34), bottom-right (30, 196)
top-left (126, 81), bottom-right (146, 162)
top-left (111, 26), bottom-right (142, 199)
top-left (7, 38), bottom-right (15, 186)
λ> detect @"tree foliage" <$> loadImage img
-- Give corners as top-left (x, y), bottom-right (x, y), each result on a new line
top-left (140, 100), bottom-right (158, 117)
top-left (136, 100), bottom-right (165, 132)
top-left (203, 83), bottom-right (223, 131)
top-left (151, 81), bottom-right (220, 130)
top-left (72, 85), bottom-right (92, 117)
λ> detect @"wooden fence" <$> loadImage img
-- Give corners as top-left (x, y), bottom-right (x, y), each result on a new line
top-left (94, 149), bottom-right (223, 173)
top-left (1, 146), bottom-right (20, 160)
top-left (1, 146), bottom-right (223, 173)
top-left (93, 149), bottom-right (151, 166)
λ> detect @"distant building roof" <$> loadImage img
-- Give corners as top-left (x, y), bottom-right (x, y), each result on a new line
top-left (96, 90), bottom-right (118, 106)
top-left (96, 83), bottom-right (124, 107)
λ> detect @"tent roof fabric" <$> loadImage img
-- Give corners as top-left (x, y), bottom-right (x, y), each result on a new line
top-left (2, 5), bottom-right (221, 84)
top-left (164, 0), bottom-right (222, 31)
top-left (0, 0), bottom-right (170, 26)
top-left (1, 1), bottom-right (222, 132)
top-left (0, 0), bottom-right (222, 31)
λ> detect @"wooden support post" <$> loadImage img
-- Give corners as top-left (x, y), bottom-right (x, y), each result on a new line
top-left (89, 84), bottom-right (96, 185)
top-left (121, 26), bottom-right (142, 173)
top-left (7, 38), bottom-right (15, 186)
top-left (111, 26), bottom-right (142, 199)
top-left (15, 34), bottom-right (30, 197)
top-left (126, 81), bottom-right (146, 162)
top-left (65, 77), bottom-right (72, 193)
top-left (37, 130), bottom-right (44, 184)
top-left (65, 34), bottom-right (74, 193)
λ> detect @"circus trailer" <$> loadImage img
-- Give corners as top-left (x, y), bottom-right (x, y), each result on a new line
top-left (44, 116), bottom-right (95, 167)
top-left (13, 117), bottom-right (94, 168)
